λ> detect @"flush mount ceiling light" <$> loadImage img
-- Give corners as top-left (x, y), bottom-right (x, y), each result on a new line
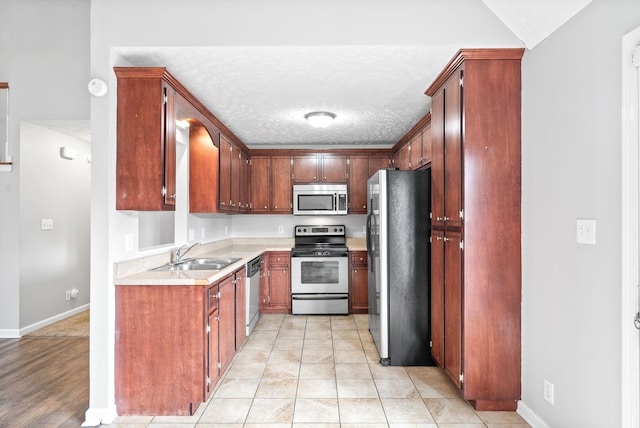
top-left (304, 111), bottom-right (336, 128)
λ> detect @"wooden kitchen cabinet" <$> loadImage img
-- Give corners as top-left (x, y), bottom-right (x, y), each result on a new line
top-left (260, 251), bottom-right (291, 313)
top-left (219, 134), bottom-right (232, 210)
top-left (115, 285), bottom-right (208, 415)
top-left (270, 156), bottom-right (292, 213)
top-left (207, 284), bottom-right (220, 396)
top-left (187, 120), bottom-right (220, 213)
top-left (115, 265), bottom-right (249, 416)
top-left (348, 154), bottom-right (390, 214)
top-left (250, 155), bottom-right (270, 213)
top-left (218, 274), bottom-right (236, 374)
top-left (349, 251), bottom-right (368, 313)
top-left (292, 154), bottom-right (348, 183)
top-left (114, 68), bottom-right (178, 210)
top-left (427, 48), bottom-right (523, 411)
top-left (347, 156), bottom-right (369, 213)
top-left (249, 155), bottom-right (292, 214)
top-left (235, 266), bottom-right (247, 350)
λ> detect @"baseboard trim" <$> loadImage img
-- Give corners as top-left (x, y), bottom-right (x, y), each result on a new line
top-left (518, 400), bottom-right (551, 428)
top-left (0, 329), bottom-right (20, 338)
top-left (16, 304), bottom-right (90, 337)
top-left (82, 406), bottom-right (118, 427)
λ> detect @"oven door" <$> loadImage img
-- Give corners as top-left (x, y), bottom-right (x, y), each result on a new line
top-left (291, 256), bottom-right (349, 294)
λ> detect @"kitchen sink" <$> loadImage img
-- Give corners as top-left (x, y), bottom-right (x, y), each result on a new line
top-left (152, 257), bottom-right (241, 271)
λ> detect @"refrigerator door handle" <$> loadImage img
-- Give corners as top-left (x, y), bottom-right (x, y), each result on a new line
top-left (366, 212), bottom-right (374, 272)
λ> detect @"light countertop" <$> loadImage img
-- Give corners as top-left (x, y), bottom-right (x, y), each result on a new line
top-left (114, 237), bottom-right (366, 287)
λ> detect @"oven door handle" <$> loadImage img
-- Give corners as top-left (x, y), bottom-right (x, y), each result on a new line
top-left (292, 294), bottom-right (348, 300)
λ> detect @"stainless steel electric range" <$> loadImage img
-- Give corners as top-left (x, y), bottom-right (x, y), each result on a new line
top-left (290, 225), bottom-right (349, 315)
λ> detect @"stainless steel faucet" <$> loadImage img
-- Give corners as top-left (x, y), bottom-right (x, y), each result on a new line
top-left (171, 242), bottom-right (200, 265)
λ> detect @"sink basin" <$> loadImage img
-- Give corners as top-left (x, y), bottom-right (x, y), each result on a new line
top-left (152, 257), bottom-right (241, 272)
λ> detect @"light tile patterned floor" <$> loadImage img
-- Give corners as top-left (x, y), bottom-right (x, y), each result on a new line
top-left (110, 314), bottom-right (530, 427)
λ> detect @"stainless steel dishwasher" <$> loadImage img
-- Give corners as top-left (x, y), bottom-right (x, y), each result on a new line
top-left (246, 256), bottom-right (261, 336)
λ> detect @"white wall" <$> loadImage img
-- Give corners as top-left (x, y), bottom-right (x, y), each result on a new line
top-left (19, 122), bottom-right (91, 328)
top-left (521, 0), bottom-right (640, 426)
top-left (0, 0), bottom-right (89, 337)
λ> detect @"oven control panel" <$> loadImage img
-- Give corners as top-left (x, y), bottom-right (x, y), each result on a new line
top-left (295, 225), bottom-right (345, 236)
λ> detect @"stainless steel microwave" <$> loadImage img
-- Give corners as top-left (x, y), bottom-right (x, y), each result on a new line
top-left (293, 184), bottom-right (348, 215)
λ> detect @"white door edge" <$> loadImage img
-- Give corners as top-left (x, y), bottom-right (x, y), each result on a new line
top-left (621, 24), bottom-right (640, 428)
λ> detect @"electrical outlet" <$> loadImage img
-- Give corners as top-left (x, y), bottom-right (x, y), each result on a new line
top-left (543, 378), bottom-right (554, 405)
top-left (188, 229), bottom-right (195, 241)
top-left (65, 290), bottom-right (71, 301)
top-left (576, 219), bottom-right (596, 245)
top-left (41, 218), bottom-right (54, 230)
top-left (278, 225), bottom-right (284, 234)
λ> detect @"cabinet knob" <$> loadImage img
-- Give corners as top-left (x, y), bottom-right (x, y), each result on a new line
top-left (443, 216), bottom-right (450, 221)
top-left (170, 194), bottom-right (176, 200)
top-left (436, 216), bottom-right (443, 221)
top-left (362, 205), bottom-right (366, 209)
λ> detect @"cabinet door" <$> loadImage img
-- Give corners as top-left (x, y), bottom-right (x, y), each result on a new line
top-left (349, 252), bottom-right (368, 313)
top-left (430, 229), bottom-right (445, 366)
top-left (409, 133), bottom-right (422, 170)
top-left (443, 232), bottom-right (463, 388)
top-left (259, 262), bottom-right (269, 312)
top-left (292, 155), bottom-right (319, 182)
top-left (235, 267), bottom-right (247, 350)
top-left (397, 143), bottom-right (410, 170)
top-left (321, 155), bottom-right (348, 182)
top-left (207, 308), bottom-right (219, 396)
top-left (369, 156), bottom-right (389, 177)
top-left (421, 124), bottom-right (432, 166)
top-left (189, 122), bottom-right (220, 213)
top-left (115, 69), bottom-right (176, 211)
top-left (219, 134), bottom-right (232, 210)
top-left (444, 71), bottom-right (463, 229)
top-left (218, 275), bottom-right (236, 374)
top-left (239, 150), bottom-right (250, 212)
top-left (269, 267), bottom-right (291, 312)
top-left (348, 156), bottom-right (368, 214)
top-left (271, 156), bottom-right (292, 213)
top-left (250, 156), bottom-right (270, 213)
top-left (431, 89), bottom-right (445, 228)
top-left (162, 82), bottom-right (177, 207)
top-left (230, 143), bottom-right (241, 211)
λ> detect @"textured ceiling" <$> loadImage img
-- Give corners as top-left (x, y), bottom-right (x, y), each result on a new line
top-left (108, 1), bottom-right (593, 149)
top-left (117, 45), bottom-right (456, 148)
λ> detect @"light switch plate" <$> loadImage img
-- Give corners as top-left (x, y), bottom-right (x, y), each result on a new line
top-left (41, 218), bottom-right (54, 230)
top-left (576, 219), bottom-right (596, 245)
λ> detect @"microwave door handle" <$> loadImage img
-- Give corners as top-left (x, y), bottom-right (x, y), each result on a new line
top-left (334, 193), bottom-right (338, 211)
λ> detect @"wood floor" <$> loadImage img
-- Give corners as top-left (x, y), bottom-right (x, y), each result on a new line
top-left (0, 336), bottom-right (89, 427)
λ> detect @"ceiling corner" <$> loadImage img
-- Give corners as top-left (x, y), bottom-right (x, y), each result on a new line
top-left (480, 0), bottom-right (593, 49)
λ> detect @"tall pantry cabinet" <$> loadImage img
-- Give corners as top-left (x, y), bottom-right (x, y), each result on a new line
top-left (427, 49), bottom-right (524, 411)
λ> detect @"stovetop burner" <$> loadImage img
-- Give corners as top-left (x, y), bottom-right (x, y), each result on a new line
top-left (292, 225), bottom-right (348, 257)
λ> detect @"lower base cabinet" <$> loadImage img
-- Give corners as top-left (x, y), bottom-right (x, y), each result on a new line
top-left (115, 267), bottom-right (246, 416)
top-left (260, 251), bottom-right (291, 313)
top-left (349, 251), bottom-right (368, 313)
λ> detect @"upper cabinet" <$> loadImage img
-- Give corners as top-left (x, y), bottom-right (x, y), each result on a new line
top-left (249, 155), bottom-right (292, 214)
top-left (390, 113), bottom-right (432, 171)
top-left (219, 134), bottom-right (250, 213)
top-left (115, 67), bottom-right (249, 214)
top-left (115, 68), bottom-right (178, 210)
top-left (292, 154), bottom-right (348, 183)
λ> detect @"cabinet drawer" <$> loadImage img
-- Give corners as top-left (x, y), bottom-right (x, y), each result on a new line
top-left (350, 251), bottom-right (368, 266)
top-left (269, 252), bottom-right (290, 267)
top-left (208, 285), bottom-right (219, 311)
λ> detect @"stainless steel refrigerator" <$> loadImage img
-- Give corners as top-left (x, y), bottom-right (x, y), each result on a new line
top-left (366, 168), bottom-right (433, 366)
